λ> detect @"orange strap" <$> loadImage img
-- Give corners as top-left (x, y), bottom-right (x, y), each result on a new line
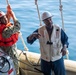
top-left (6, 22), bottom-right (12, 27)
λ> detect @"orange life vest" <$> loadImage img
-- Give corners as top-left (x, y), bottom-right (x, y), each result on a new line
top-left (0, 23), bottom-right (19, 46)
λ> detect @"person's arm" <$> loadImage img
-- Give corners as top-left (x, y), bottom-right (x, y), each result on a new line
top-left (27, 29), bottom-right (40, 44)
top-left (61, 29), bottom-right (69, 56)
top-left (2, 4), bottom-right (21, 38)
top-left (61, 29), bottom-right (69, 47)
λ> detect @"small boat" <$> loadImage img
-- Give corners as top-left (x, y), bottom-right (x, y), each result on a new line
top-left (0, 48), bottom-right (76, 75)
top-left (17, 49), bottom-right (76, 75)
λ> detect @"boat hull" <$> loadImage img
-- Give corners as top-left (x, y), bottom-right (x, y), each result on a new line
top-left (17, 50), bottom-right (76, 75)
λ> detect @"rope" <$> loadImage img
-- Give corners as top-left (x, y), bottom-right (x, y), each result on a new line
top-left (59, 0), bottom-right (69, 59)
top-left (23, 51), bottom-right (40, 66)
top-left (6, 0), bottom-right (9, 5)
top-left (59, 0), bottom-right (65, 31)
top-left (19, 32), bottom-right (29, 51)
top-left (35, 0), bottom-right (42, 26)
top-left (6, 0), bottom-right (29, 52)
top-left (15, 58), bottom-right (43, 73)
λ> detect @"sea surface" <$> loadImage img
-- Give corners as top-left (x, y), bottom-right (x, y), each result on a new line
top-left (0, 0), bottom-right (76, 61)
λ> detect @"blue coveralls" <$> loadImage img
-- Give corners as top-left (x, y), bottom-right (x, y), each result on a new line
top-left (27, 29), bottom-right (69, 75)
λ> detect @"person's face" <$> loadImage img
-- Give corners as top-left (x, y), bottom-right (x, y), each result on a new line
top-left (43, 17), bottom-right (53, 28)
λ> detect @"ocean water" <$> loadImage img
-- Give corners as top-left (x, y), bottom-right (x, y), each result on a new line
top-left (0, 0), bottom-right (76, 61)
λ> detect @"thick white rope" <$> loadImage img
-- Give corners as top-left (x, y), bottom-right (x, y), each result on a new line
top-left (59, 0), bottom-right (69, 59)
top-left (6, 0), bottom-right (9, 5)
top-left (6, 0), bottom-right (28, 51)
top-left (35, 0), bottom-right (42, 26)
top-left (59, 0), bottom-right (65, 30)
top-left (19, 32), bottom-right (29, 51)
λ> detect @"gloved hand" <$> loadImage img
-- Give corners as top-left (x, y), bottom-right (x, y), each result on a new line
top-left (6, 4), bottom-right (12, 22)
top-left (6, 4), bottom-right (17, 22)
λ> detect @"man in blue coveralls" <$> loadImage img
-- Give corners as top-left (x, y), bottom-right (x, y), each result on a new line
top-left (27, 11), bottom-right (69, 75)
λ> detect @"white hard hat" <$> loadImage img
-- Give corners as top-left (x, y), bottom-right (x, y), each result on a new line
top-left (0, 11), bottom-right (5, 18)
top-left (42, 11), bottom-right (53, 20)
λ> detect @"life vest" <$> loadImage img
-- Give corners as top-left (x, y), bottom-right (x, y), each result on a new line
top-left (0, 23), bottom-right (19, 46)
top-left (38, 25), bottom-right (62, 61)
